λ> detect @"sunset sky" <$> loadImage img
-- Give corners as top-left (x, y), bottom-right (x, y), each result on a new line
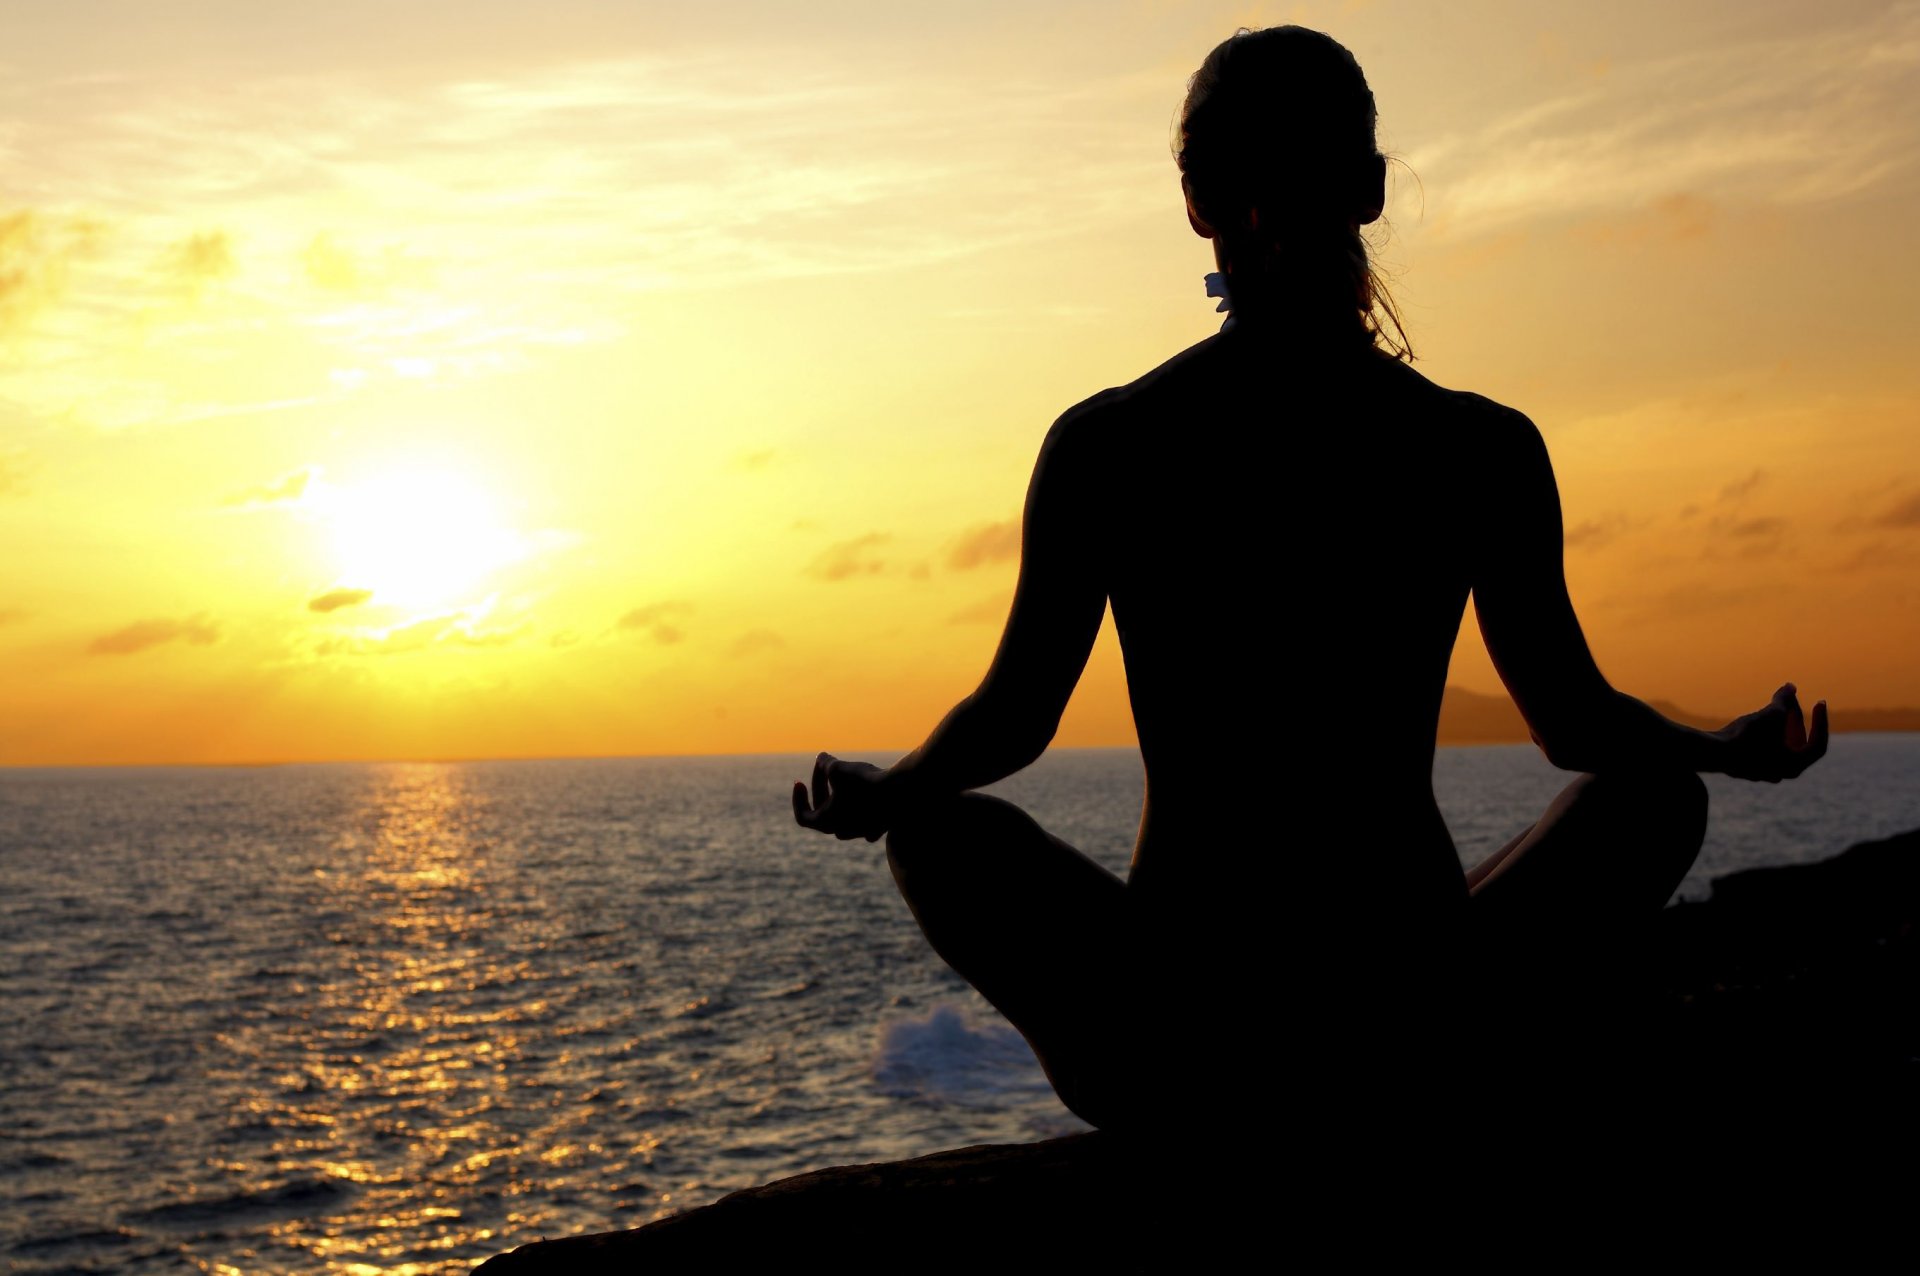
top-left (3, 0), bottom-right (1917, 765)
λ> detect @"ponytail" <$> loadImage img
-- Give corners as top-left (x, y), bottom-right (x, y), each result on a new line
top-left (1177, 27), bottom-right (1412, 360)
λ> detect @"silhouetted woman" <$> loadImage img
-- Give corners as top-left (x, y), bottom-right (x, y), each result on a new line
top-left (792, 26), bottom-right (1827, 1135)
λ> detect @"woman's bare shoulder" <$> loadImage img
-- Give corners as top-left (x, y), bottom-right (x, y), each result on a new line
top-left (1375, 359), bottom-right (1546, 465)
top-left (1376, 357), bottom-right (1531, 424)
top-left (1045, 334), bottom-right (1229, 438)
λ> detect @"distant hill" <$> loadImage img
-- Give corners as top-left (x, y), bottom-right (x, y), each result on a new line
top-left (1436, 686), bottom-right (1920, 746)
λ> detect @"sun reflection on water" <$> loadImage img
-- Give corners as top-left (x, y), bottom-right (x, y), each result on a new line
top-left (212, 764), bottom-right (633, 1272)
top-left (4, 756), bottom-right (1108, 1273)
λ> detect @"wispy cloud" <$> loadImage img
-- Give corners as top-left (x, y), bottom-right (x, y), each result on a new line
top-left (1717, 515), bottom-right (1787, 539)
top-left (225, 467), bottom-right (315, 506)
top-left (308, 587), bottom-right (372, 613)
top-left (948, 592), bottom-right (1011, 625)
top-left (946, 518), bottom-right (1020, 571)
top-left (0, 208), bottom-right (102, 337)
top-left (1564, 511), bottom-right (1633, 551)
top-left (1718, 469), bottom-right (1768, 502)
top-left (1837, 538), bottom-right (1920, 573)
top-left (164, 229), bottom-right (235, 287)
top-left (728, 628), bottom-right (784, 658)
top-left (618, 600), bottom-right (692, 644)
top-left (314, 610), bottom-right (526, 655)
top-left (806, 532), bottom-right (890, 581)
top-left (0, 46), bottom-right (1163, 430)
top-left (1610, 580), bottom-right (1766, 623)
top-left (1408, 6), bottom-right (1920, 234)
top-left (1872, 490), bottom-right (1920, 528)
top-left (87, 614), bottom-right (219, 655)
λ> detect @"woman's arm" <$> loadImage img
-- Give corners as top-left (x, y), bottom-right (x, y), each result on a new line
top-left (1470, 403), bottom-right (1826, 779)
top-left (793, 401), bottom-right (1111, 839)
top-left (889, 404), bottom-right (1110, 792)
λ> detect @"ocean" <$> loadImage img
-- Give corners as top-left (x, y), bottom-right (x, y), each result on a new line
top-left (4, 737), bottom-right (1917, 1273)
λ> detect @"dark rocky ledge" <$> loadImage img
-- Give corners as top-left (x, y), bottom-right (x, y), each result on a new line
top-left (479, 829), bottom-right (1917, 1270)
top-left (475, 1133), bottom-right (1153, 1271)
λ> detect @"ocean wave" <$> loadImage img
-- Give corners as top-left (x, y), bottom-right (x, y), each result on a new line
top-left (126, 1175), bottom-right (357, 1228)
top-left (869, 1004), bottom-right (1053, 1106)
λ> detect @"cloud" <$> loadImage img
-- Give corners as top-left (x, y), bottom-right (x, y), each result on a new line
top-left (87, 615), bottom-right (219, 655)
top-left (0, 31), bottom-right (1169, 434)
top-left (1572, 192), bottom-right (1718, 246)
top-left (945, 519), bottom-right (1020, 571)
top-left (453, 623), bottom-right (525, 649)
top-left (1838, 539), bottom-right (1920, 573)
top-left (1872, 490), bottom-right (1920, 528)
top-left (308, 587), bottom-right (373, 613)
top-left (225, 467), bottom-right (315, 506)
top-left (1411, 6), bottom-right (1920, 235)
top-left (728, 628), bottom-right (785, 658)
top-left (1, 208), bottom-right (101, 335)
top-left (165, 230), bottom-right (235, 285)
top-left (1702, 509), bottom-right (1790, 561)
top-left (806, 532), bottom-right (890, 582)
top-left (1719, 516), bottom-right (1787, 539)
top-left (1613, 581), bottom-right (1765, 623)
top-left (1717, 469), bottom-right (1767, 503)
top-left (619, 600), bottom-right (691, 644)
top-left (948, 592), bottom-right (1011, 625)
top-left (1563, 511), bottom-right (1632, 551)
top-left (315, 611), bottom-right (527, 655)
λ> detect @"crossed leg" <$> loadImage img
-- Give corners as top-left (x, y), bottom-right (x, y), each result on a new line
top-left (1467, 769), bottom-right (1709, 915)
top-left (885, 770), bottom-right (1709, 1131)
top-left (1461, 768), bottom-right (1709, 1099)
top-left (884, 793), bottom-right (1132, 1129)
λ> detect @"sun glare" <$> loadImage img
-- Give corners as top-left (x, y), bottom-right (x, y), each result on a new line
top-left (318, 468), bottom-right (524, 611)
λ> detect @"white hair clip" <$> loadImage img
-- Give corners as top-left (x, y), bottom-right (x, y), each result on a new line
top-left (1204, 271), bottom-right (1236, 332)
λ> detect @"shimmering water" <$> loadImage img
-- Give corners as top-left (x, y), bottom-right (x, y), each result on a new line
top-left (3, 738), bottom-right (1916, 1273)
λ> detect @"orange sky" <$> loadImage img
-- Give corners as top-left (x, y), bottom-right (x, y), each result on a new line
top-left (2, 1), bottom-right (1917, 765)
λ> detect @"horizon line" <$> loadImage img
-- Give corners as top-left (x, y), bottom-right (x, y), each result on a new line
top-left (5, 728), bottom-right (1918, 772)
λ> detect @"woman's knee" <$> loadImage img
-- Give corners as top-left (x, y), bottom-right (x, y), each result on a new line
top-left (884, 792), bottom-right (1029, 881)
top-left (1582, 765), bottom-right (1705, 812)
top-left (1584, 767), bottom-right (1709, 866)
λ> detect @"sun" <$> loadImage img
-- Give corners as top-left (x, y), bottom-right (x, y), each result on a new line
top-left (317, 466), bottom-right (525, 611)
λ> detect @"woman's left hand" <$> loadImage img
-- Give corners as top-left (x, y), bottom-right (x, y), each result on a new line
top-left (792, 752), bottom-right (894, 842)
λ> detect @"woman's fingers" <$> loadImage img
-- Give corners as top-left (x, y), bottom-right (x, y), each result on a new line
top-left (812, 752), bottom-right (836, 812)
top-left (792, 780), bottom-right (821, 827)
top-left (1784, 691), bottom-right (1807, 750)
top-left (795, 754), bottom-right (891, 839)
top-left (1790, 700), bottom-right (1830, 776)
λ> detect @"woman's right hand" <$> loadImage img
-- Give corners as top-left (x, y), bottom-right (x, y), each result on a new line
top-left (1714, 683), bottom-right (1829, 782)
top-left (791, 752), bottom-right (898, 842)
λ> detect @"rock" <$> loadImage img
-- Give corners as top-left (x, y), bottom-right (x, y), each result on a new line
top-left (479, 830), bottom-right (1918, 1269)
top-left (1654, 827), bottom-right (1919, 1071)
top-left (474, 1133), bottom-right (1170, 1270)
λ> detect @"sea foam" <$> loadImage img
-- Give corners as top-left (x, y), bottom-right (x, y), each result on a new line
top-left (870, 1003), bottom-right (1054, 1107)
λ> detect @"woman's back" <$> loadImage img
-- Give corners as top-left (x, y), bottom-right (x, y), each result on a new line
top-left (1072, 330), bottom-right (1518, 946)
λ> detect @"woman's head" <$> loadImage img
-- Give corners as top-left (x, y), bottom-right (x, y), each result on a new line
top-left (1176, 26), bottom-right (1409, 357)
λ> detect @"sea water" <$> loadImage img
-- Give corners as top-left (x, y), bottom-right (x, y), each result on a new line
top-left (3, 737), bottom-right (1917, 1273)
